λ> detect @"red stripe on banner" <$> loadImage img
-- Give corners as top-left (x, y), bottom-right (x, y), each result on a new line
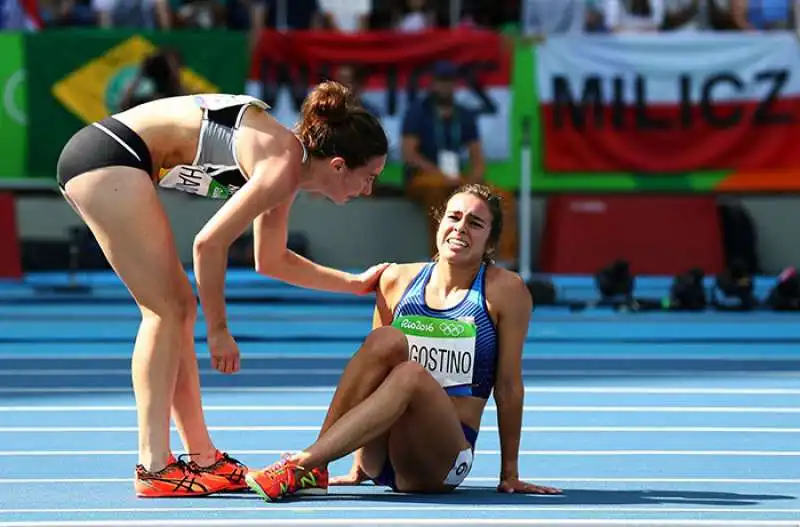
top-left (250, 29), bottom-right (510, 89)
top-left (541, 98), bottom-right (800, 173)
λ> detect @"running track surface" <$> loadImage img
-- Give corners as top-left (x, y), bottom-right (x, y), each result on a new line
top-left (0, 271), bottom-right (798, 527)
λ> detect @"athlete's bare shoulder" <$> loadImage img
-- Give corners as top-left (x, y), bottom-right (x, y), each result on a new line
top-left (239, 105), bottom-right (300, 156)
top-left (378, 262), bottom-right (428, 309)
top-left (485, 265), bottom-right (527, 293)
top-left (484, 266), bottom-right (531, 321)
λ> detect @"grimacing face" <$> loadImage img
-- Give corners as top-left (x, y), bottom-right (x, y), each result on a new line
top-left (436, 192), bottom-right (493, 265)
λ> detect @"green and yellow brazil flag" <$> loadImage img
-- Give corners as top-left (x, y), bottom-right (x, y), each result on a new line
top-left (25, 30), bottom-right (248, 179)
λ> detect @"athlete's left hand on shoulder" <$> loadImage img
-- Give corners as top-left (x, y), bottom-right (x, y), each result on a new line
top-left (497, 478), bottom-right (562, 495)
top-left (349, 262), bottom-right (391, 295)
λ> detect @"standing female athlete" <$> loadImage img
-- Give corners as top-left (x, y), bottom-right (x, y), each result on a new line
top-left (56, 82), bottom-right (389, 498)
top-left (245, 183), bottom-right (561, 500)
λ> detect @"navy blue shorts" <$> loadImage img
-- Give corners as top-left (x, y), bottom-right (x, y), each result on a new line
top-left (372, 422), bottom-right (478, 491)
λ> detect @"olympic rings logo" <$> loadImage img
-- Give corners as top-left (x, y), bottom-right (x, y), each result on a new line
top-left (439, 321), bottom-right (465, 337)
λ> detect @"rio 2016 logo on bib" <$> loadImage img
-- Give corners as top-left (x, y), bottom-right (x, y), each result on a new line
top-left (392, 315), bottom-right (477, 389)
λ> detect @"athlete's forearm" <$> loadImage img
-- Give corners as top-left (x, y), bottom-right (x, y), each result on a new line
top-left (193, 241), bottom-right (230, 333)
top-left (258, 249), bottom-right (357, 294)
top-left (494, 383), bottom-right (524, 480)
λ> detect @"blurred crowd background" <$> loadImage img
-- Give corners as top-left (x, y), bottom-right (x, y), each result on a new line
top-left (3, 0), bottom-right (794, 35)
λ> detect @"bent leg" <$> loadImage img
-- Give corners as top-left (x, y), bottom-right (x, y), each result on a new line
top-left (246, 359), bottom-right (469, 501)
top-left (316, 326), bottom-right (409, 481)
top-left (296, 361), bottom-right (469, 488)
top-left (63, 168), bottom-right (197, 472)
top-left (318, 326), bottom-right (409, 436)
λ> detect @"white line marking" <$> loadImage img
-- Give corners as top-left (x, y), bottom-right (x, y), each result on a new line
top-left (523, 387), bottom-right (800, 395)
top-left (0, 369), bottom-right (344, 376)
top-left (1, 506), bottom-right (799, 515)
top-left (1, 405), bottom-right (798, 414)
top-left (0, 521), bottom-right (796, 527)
top-left (0, 386), bottom-right (799, 395)
top-left (0, 354), bottom-right (796, 363)
top-left (0, 387), bottom-right (338, 394)
top-left (1, 369), bottom-right (798, 378)
top-left (0, 477), bottom-right (798, 485)
top-left (0, 449), bottom-right (797, 457)
top-left (464, 477), bottom-right (800, 483)
top-left (1, 425), bottom-right (798, 434)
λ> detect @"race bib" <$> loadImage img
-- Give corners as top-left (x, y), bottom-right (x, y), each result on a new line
top-left (158, 165), bottom-right (234, 199)
top-left (392, 315), bottom-right (476, 389)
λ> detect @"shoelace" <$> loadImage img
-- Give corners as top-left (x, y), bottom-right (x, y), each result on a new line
top-left (215, 452), bottom-right (245, 469)
top-left (261, 452), bottom-right (307, 477)
top-left (176, 453), bottom-right (204, 475)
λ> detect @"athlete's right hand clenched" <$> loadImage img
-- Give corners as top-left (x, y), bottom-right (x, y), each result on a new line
top-left (208, 329), bottom-right (241, 374)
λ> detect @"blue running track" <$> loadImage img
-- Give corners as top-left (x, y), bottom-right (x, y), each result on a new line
top-left (0, 271), bottom-right (798, 526)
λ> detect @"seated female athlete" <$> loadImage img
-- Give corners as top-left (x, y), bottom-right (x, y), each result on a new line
top-left (245, 183), bottom-right (562, 500)
top-left (55, 82), bottom-right (389, 498)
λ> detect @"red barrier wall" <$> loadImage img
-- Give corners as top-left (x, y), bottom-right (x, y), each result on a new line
top-left (540, 196), bottom-right (725, 275)
top-left (0, 193), bottom-right (22, 279)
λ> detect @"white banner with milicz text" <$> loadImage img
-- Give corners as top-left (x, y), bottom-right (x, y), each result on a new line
top-left (535, 33), bottom-right (800, 174)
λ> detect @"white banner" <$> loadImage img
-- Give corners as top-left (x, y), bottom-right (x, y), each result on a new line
top-left (536, 33), bottom-right (800, 104)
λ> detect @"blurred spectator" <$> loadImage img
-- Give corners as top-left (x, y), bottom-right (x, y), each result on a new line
top-left (401, 61), bottom-right (518, 267)
top-left (365, 0), bottom-right (395, 28)
top-left (317, 0), bottom-right (370, 31)
top-left (1, 0), bottom-right (43, 29)
top-left (171, 0), bottom-right (226, 28)
top-left (250, 0), bottom-right (323, 30)
top-left (729, 0), bottom-right (793, 29)
top-left (661, 0), bottom-right (705, 30)
top-left (221, 0), bottom-right (249, 29)
top-left (396, 0), bottom-right (436, 31)
top-left (92, 0), bottom-right (171, 28)
top-left (521, 0), bottom-right (588, 36)
top-left (468, 0), bottom-right (520, 29)
top-left (249, 0), bottom-right (323, 47)
top-left (39, 0), bottom-right (97, 26)
top-left (586, 0), bottom-right (610, 30)
top-left (604, 0), bottom-right (665, 32)
top-left (333, 64), bottom-right (381, 117)
top-left (119, 48), bottom-right (185, 111)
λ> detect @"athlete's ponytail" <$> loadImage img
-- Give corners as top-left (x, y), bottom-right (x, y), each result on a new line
top-left (297, 81), bottom-right (387, 169)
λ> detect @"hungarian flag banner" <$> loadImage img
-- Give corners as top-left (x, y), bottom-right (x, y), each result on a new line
top-left (536, 33), bottom-right (800, 189)
top-left (248, 29), bottom-right (512, 162)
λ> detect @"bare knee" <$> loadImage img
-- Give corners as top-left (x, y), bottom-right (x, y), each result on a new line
top-left (139, 280), bottom-right (197, 328)
top-left (358, 326), bottom-right (408, 367)
top-left (387, 361), bottom-right (430, 392)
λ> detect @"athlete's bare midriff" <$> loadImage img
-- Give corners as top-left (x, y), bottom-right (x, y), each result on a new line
top-left (111, 96), bottom-right (205, 179)
top-left (109, 96), bottom-right (283, 182)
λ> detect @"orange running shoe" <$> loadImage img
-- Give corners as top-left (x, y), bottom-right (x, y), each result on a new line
top-left (134, 454), bottom-right (230, 498)
top-left (295, 466), bottom-right (329, 496)
top-left (197, 450), bottom-right (249, 492)
top-left (245, 456), bottom-right (298, 502)
top-left (245, 455), bottom-right (329, 502)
